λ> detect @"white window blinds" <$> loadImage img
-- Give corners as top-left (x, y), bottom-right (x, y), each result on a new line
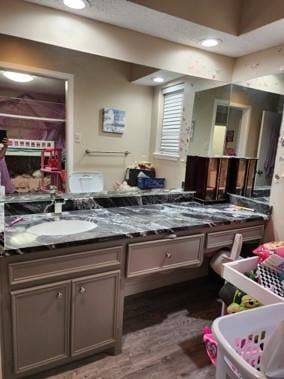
top-left (159, 85), bottom-right (184, 157)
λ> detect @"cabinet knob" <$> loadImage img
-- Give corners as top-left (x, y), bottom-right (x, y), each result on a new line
top-left (56, 292), bottom-right (63, 299)
top-left (165, 252), bottom-right (172, 259)
top-left (79, 287), bottom-right (86, 294)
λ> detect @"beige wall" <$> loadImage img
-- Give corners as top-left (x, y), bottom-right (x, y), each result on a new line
top-left (233, 44), bottom-right (284, 82)
top-left (0, 0), bottom-right (234, 82)
top-left (239, 75), bottom-right (284, 95)
top-left (0, 35), bottom-right (154, 190)
top-left (233, 46), bottom-right (284, 241)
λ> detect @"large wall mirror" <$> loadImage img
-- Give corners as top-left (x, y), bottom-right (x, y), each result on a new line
top-left (190, 74), bottom-right (284, 203)
top-left (0, 36), bottom-right (227, 197)
top-left (2, 35), bottom-right (281, 203)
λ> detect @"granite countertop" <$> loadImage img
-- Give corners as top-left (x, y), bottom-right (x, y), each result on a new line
top-left (4, 201), bottom-right (269, 254)
top-left (5, 189), bottom-right (195, 203)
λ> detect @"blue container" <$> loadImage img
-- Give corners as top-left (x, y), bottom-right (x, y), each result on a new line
top-left (137, 177), bottom-right (165, 189)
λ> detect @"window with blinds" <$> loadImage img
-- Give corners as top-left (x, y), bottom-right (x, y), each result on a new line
top-left (159, 84), bottom-right (184, 157)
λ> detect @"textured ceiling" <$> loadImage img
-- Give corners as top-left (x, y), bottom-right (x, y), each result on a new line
top-left (25, 0), bottom-right (284, 57)
top-left (129, 0), bottom-right (243, 35)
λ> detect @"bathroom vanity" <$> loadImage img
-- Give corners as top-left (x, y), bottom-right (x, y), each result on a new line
top-left (0, 193), bottom-right (269, 379)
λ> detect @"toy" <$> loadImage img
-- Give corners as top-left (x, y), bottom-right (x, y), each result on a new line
top-left (254, 241), bottom-right (284, 261)
top-left (227, 294), bottom-right (261, 313)
top-left (203, 326), bottom-right (218, 365)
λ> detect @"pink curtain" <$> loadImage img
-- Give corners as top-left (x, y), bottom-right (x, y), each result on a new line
top-left (0, 96), bottom-right (65, 148)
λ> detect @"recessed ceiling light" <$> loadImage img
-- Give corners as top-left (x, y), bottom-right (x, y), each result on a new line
top-left (153, 77), bottom-right (165, 83)
top-left (3, 71), bottom-right (34, 83)
top-left (63, 0), bottom-right (88, 9)
top-left (200, 38), bottom-right (222, 47)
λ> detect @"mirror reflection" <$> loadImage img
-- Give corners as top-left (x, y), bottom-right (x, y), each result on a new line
top-left (190, 75), bottom-right (284, 203)
top-left (0, 56), bottom-right (226, 198)
top-left (1, 50), bottom-right (282, 206)
top-left (0, 70), bottom-right (66, 194)
top-left (233, 78), bottom-right (284, 201)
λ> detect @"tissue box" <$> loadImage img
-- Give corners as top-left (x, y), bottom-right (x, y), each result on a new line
top-left (137, 177), bottom-right (165, 189)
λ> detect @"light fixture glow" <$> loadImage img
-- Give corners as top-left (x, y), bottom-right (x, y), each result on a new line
top-left (3, 71), bottom-right (34, 83)
top-left (152, 77), bottom-right (165, 83)
top-left (63, 0), bottom-right (87, 9)
top-left (200, 38), bottom-right (222, 47)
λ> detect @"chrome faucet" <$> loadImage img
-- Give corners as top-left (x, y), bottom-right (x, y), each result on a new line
top-left (44, 186), bottom-right (66, 215)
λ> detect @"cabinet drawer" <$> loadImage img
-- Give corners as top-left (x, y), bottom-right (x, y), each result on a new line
top-left (9, 246), bottom-right (122, 285)
top-left (206, 225), bottom-right (264, 250)
top-left (127, 234), bottom-right (204, 278)
top-left (223, 257), bottom-right (284, 305)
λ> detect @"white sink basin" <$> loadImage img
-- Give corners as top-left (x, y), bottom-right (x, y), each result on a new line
top-left (27, 219), bottom-right (97, 237)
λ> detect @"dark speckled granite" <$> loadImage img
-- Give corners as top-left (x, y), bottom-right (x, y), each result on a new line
top-left (4, 201), bottom-right (268, 255)
top-left (228, 193), bottom-right (272, 215)
top-left (4, 190), bottom-right (195, 215)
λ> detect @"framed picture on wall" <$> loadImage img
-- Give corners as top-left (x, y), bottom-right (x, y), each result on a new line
top-left (102, 108), bottom-right (126, 134)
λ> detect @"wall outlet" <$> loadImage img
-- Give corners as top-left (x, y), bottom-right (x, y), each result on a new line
top-left (74, 132), bottom-right (81, 143)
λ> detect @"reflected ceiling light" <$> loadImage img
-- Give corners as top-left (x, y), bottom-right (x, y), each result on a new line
top-left (152, 77), bottom-right (165, 83)
top-left (3, 71), bottom-right (34, 83)
top-left (200, 38), bottom-right (222, 47)
top-left (63, 0), bottom-right (88, 9)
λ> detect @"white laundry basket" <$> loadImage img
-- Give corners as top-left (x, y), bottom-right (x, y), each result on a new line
top-left (212, 303), bottom-right (284, 379)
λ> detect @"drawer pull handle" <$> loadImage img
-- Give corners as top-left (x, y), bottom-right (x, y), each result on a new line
top-left (56, 292), bottom-right (63, 299)
top-left (79, 287), bottom-right (86, 294)
top-left (165, 252), bottom-right (172, 259)
top-left (167, 234), bottom-right (177, 239)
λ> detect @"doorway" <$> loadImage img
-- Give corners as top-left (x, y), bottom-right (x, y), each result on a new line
top-left (255, 110), bottom-right (282, 188)
top-left (211, 101), bottom-right (251, 156)
top-left (0, 62), bottom-right (74, 193)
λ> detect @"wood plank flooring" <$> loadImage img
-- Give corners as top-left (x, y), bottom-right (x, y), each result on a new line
top-left (48, 277), bottom-right (220, 379)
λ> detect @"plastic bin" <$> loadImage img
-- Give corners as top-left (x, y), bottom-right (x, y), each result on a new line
top-left (212, 303), bottom-right (284, 379)
top-left (137, 177), bottom-right (165, 189)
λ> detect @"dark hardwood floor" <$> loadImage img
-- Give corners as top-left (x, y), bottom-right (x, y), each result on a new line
top-left (49, 277), bottom-right (220, 379)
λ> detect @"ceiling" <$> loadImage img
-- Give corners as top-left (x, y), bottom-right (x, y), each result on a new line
top-left (0, 70), bottom-right (66, 96)
top-left (25, 0), bottom-right (284, 58)
top-left (132, 69), bottom-right (184, 86)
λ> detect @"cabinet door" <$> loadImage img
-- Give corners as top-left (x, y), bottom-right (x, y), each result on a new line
top-left (11, 281), bottom-right (70, 374)
top-left (71, 270), bottom-right (120, 357)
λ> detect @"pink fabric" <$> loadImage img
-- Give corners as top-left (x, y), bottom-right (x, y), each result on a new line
top-left (0, 158), bottom-right (13, 193)
top-left (0, 96), bottom-right (65, 148)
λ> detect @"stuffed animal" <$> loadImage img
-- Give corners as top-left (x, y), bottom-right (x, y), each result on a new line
top-left (227, 294), bottom-right (261, 313)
